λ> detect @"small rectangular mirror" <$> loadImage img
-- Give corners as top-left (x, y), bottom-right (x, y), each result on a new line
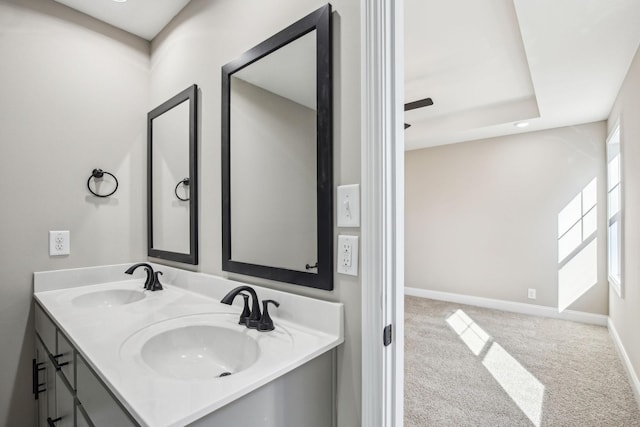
top-left (148, 84), bottom-right (198, 264)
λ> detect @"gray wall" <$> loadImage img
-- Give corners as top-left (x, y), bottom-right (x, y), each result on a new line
top-left (0, 0), bottom-right (149, 425)
top-left (608, 43), bottom-right (640, 385)
top-left (405, 122), bottom-right (608, 315)
top-left (149, 1), bottom-right (362, 426)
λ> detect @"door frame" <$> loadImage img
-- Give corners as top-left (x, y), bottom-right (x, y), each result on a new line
top-left (361, 0), bottom-right (404, 425)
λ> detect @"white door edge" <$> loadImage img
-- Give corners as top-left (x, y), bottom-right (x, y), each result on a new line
top-left (361, 0), bottom-right (404, 425)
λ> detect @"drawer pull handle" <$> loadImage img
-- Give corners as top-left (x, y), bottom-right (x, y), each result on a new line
top-left (51, 354), bottom-right (70, 370)
top-left (47, 416), bottom-right (61, 427)
top-left (32, 359), bottom-right (46, 399)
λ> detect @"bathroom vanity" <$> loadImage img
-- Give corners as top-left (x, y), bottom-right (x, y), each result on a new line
top-left (33, 263), bottom-right (343, 427)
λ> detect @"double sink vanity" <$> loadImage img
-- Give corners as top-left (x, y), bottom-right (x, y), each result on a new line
top-left (33, 263), bottom-right (343, 426)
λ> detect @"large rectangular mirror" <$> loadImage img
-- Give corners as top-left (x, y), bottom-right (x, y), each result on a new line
top-left (222, 4), bottom-right (333, 290)
top-left (148, 84), bottom-right (198, 264)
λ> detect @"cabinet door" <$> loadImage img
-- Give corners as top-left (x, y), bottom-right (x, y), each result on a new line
top-left (76, 404), bottom-right (92, 427)
top-left (35, 337), bottom-right (54, 427)
top-left (51, 373), bottom-right (74, 427)
top-left (76, 355), bottom-right (136, 427)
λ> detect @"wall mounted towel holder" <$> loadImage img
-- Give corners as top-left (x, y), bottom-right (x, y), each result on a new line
top-left (174, 178), bottom-right (190, 201)
top-left (87, 168), bottom-right (118, 198)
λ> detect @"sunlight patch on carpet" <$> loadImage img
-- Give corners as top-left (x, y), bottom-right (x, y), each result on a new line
top-left (446, 309), bottom-right (545, 426)
top-left (446, 309), bottom-right (491, 356)
top-left (482, 342), bottom-right (545, 427)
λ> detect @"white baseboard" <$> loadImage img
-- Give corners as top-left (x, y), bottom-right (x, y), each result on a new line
top-left (404, 287), bottom-right (608, 326)
top-left (608, 318), bottom-right (640, 408)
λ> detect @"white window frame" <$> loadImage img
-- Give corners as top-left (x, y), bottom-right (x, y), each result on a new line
top-left (606, 120), bottom-right (624, 298)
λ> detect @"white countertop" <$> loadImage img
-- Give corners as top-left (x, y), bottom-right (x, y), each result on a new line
top-left (34, 263), bottom-right (344, 427)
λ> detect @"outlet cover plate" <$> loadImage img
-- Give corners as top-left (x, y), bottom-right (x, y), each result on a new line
top-left (337, 235), bottom-right (359, 276)
top-left (49, 230), bottom-right (70, 256)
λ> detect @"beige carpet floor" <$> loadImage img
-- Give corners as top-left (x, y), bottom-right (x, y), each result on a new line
top-left (405, 296), bottom-right (640, 426)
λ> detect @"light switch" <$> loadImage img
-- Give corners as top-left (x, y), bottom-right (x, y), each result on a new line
top-left (337, 184), bottom-right (360, 227)
top-left (337, 235), bottom-right (359, 276)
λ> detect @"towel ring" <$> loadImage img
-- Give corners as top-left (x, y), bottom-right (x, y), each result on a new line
top-left (175, 178), bottom-right (190, 201)
top-left (87, 169), bottom-right (118, 198)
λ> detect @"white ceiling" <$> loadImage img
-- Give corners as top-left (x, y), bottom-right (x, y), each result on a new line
top-left (52, 0), bottom-right (190, 40)
top-left (53, 0), bottom-right (640, 150)
top-left (405, 0), bottom-right (640, 150)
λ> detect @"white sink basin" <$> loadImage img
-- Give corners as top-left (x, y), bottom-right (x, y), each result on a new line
top-left (72, 289), bottom-right (145, 308)
top-left (119, 313), bottom-right (282, 381)
top-left (141, 325), bottom-right (259, 380)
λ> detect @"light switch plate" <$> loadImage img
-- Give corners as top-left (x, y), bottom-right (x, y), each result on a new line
top-left (49, 230), bottom-right (70, 256)
top-left (337, 235), bottom-right (359, 276)
top-left (337, 184), bottom-right (360, 227)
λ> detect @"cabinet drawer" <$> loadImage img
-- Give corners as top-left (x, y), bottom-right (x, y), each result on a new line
top-left (76, 355), bottom-right (137, 427)
top-left (56, 331), bottom-right (75, 389)
top-left (35, 304), bottom-right (56, 353)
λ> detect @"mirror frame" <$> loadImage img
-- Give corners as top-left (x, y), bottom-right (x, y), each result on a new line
top-left (148, 84), bottom-right (199, 265)
top-left (221, 4), bottom-right (333, 290)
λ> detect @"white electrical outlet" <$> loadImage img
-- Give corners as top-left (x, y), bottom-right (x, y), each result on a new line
top-left (527, 288), bottom-right (536, 300)
top-left (49, 230), bottom-right (70, 256)
top-left (337, 235), bottom-right (359, 276)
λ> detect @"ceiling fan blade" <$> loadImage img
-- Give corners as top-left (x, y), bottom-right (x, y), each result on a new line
top-left (404, 97), bottom-right (433, 111)
top-left (404, 123), bottom-right (411, 129)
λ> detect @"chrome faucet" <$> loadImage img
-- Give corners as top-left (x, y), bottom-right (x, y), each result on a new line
top-left (124, 263), bottom-right (163, 291)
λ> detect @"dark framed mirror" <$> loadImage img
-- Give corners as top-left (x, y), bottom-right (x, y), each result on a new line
top-left (148, 84), bottom-right (198, 264)
top-left (222, 4), bottom-right (333, 290)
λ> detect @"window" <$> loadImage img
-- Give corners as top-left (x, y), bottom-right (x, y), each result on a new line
top-left (607, 123), bottom-right (623, 297)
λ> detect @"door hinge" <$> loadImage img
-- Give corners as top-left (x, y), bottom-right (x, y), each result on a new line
top-left (383, 324), bottom-right (392, 346)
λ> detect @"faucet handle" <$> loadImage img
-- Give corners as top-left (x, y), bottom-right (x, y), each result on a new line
top-left (257, 300), bottom-right (280, 332)
top-left (150, 271), bottom-right (163, 291)
top-left (238, 293), bottom-right (251, 325)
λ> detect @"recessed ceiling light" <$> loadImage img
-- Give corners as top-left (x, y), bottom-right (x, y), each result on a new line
top-left (112, 0), bottom-right (127, 3)
top-left (514, 121), bottom-right (529, 128)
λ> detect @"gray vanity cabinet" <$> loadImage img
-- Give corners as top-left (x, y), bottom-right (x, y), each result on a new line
top-left (35, 304), bottom-right (74, 426)
top-left (34, 336), bottom-right (55, 427)
top-left (75, 409), bottom-right (91, 427)
top-left (34, 303), bottom-right (138, 427)
top-left (76, 355), bottom-right (136, 427)
top-left (57, 331), bottom-right (75, 386)
top-left (55, 373), bottom-right (75, 427)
